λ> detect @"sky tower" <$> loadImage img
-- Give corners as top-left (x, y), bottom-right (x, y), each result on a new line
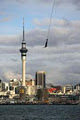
top-left (20, 18), bottom-right (28, 100)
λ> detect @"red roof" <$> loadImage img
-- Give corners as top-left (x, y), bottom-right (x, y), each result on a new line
top-left (48, 88), bottom-right (57, 93)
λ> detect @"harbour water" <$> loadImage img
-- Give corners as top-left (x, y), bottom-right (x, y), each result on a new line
top-left (0, 105), bottom-right (80, 120)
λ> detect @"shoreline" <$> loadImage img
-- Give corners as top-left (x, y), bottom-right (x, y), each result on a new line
top-left (0, 103), bottom-right (79, 105)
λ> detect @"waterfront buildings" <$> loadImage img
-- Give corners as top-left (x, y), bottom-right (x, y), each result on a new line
top-left (0, 78), bottom-right (80, 104)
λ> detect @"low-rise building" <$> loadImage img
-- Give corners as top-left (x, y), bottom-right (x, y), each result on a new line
top-left (9, 79), bottom-right (20, 98)
top-left (26, 79), bottom-right (36, 96)
top-left (62, 84), bottom-right (73, 94)
top-left (74, 83), bottom-right (80, 92)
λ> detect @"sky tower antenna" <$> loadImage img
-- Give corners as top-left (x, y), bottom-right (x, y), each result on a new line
top-left (23, 17), bottom-right (25, 41)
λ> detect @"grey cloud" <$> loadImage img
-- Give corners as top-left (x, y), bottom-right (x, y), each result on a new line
top-left (1, 0), bottom-right (80, 9)
top-left (33, 18), bottom-right (78, 28)
top-left (38, 0), bottom-right (80, 5)
top-left (26, 44), bottom-right (80, 85)
top-left (62, 62), bottom-right (80, 85)
top-left (72, 0), bottom-right (80, 5)
top-left (0, 19), bottom-right (80, 50)
top-left (65, 64), bottom-right (80, 75)
top-left (11, 58), bottom-right (18, 62)
top-left (15, 0), bottom-right (27, 3)
top-left (71, 0), bottom-right (80, 10)
top-left (0, 18), bottom-right (80, 85)
top-left (33, 18), bottom-right (80, 46)
top-left (3, 72), bottom-right (21, 82)
top-left (37, 0), bottom-right (80, 10)
top-left (1, 0), bottom-right (32, 5)
top-left (0, 42), bottom-right (80, 85)
top-left (0, 35), bottom-right (21, 46)
top-left (0, 46), bottom-right (19, 54)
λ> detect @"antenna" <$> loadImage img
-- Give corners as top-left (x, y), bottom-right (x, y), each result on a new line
top-left (44, 0), bottom-right (55, 48)
top-left (23, 17), bottom-right (25, 41)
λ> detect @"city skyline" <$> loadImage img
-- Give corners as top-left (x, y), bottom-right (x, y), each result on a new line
top-left (0, 0), bottom-right (80, 85)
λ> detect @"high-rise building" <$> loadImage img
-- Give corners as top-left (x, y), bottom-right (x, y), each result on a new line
top-left (19, 18), bottom-right (28, 100)
top-left (0, 80), bottom-right (2, 92)
top-left (35, 71), bottom-right (46, 89)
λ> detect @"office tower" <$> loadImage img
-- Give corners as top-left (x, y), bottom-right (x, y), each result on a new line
top-left (0, 80), bottom-right (2, 92)
top-left (35, 71), bottom-right (46, 89)
top-left (19, 18), bottom-right (28, 100)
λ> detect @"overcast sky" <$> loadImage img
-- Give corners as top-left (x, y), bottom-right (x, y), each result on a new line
top-left (0, 0), bottom-right (80, 86)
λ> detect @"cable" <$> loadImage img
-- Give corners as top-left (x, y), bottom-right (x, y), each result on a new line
top-left (47, 0), bottom-right (55, 39)
top-left (44, 0), bottom-right (55, 47)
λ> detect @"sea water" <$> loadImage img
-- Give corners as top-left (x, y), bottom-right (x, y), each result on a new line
top-left (0, 105), bottom-right (80, 120)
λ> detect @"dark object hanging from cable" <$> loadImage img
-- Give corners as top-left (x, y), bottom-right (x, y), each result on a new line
top-left (44, 38), bottom-right (48, 47)
top-left (44, 0), bottom-right (55, 48)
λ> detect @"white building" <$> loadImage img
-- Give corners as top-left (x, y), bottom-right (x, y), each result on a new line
top-left (62, 84), bottom-right (73, 94)
top-left (9, 79), bottom-right (20, 98)
top-left (26, 79), bottom-right (36, 96)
